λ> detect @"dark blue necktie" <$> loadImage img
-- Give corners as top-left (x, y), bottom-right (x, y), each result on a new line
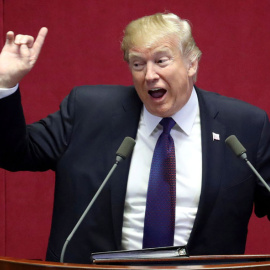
top-left (143, 117), bottom-right (176, 248)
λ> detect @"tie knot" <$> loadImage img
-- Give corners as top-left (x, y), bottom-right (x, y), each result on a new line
top-left (160, 117), bottom-right (176, 134)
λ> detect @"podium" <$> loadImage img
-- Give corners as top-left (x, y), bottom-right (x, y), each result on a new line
top-left (1, 255), bottom-right (270, 269)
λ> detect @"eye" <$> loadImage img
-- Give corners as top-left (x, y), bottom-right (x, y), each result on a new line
top-left (156, 57), bottom-right (170, 67)
top-left (131, 61), bottom-right (145, 71)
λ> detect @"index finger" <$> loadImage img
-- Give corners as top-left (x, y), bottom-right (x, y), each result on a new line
top-left (32, 27), bottom-right (48, 56)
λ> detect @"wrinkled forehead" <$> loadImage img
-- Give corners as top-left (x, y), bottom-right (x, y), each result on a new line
top-left (127, 34), bottom-right (181, 59)
top-left (132, 28), bottom-right (179, 46)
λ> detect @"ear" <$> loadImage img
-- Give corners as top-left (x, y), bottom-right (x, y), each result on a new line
top-left (187, 60), bottom-right (198, 77)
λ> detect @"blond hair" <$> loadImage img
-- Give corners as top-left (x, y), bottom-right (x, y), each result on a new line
top-left (121, 13), bottom-right (202, 81)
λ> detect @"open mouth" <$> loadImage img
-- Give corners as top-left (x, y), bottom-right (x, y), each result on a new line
top-left (148, 88), bottom-right (167, 99)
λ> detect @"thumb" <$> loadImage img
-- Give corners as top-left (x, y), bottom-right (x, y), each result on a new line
top-left (5, 31), bottom-right (15, 45)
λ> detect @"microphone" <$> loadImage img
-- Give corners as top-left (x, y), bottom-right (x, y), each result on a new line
top-left (60, 137), bottom-right (136, 263)
top-left (225, 135), bottom-right (270, 193)
top-left (116, 136), bottom-right (136, 163)
top-left (225, 135), bottom-right (247, 160)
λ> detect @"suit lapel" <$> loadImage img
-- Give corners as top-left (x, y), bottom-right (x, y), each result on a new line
top-left (109, 89), bottom-right (142, 249)
top-left (188, 88), bottom-right (226, 248)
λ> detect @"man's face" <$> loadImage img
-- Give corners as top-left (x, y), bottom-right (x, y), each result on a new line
top-left (129, 39), bottom-right (197, 117)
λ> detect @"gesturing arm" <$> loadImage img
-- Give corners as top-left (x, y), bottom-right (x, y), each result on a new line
top-left (0, 27), bottom-right (48, 88)
top-left (0, 27), bottom-right (72, 172)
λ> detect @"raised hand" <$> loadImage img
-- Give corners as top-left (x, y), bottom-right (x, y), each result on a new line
top-left (0, 27), bottom-right (48, 88)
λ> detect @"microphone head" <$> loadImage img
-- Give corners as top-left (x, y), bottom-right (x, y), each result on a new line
top-left (225, 135), bottom-right (247, 157)
top-left (116, 137), bottom-right (136, 161)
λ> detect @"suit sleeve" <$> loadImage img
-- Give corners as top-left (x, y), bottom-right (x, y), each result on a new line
top-left (253, 111), bottom-right (270, 220)
top-left (0, 88), bottom-right (75, 172)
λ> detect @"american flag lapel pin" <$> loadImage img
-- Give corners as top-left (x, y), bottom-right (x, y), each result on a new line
top-left (212, 132), bottom-right (220, 141)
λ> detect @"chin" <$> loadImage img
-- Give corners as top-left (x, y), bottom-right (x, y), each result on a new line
top-left (152, 110), bottom-right (173, 118)
top-left (147, 103), bottom-right (175, 117)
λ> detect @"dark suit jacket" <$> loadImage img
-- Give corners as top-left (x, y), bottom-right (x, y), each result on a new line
top-left (0, 85), bottom-right (270, 264)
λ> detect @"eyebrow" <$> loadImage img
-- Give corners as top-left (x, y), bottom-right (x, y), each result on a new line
top-left (128, 52), bottom-right (143, 60)
top-left (128, 47), bottom-right (173, 61)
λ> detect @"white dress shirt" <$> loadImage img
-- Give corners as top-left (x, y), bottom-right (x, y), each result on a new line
top-left (0, 84), bottom-right (18, 98)
top-left (122, 88), bottom-right (202, 250)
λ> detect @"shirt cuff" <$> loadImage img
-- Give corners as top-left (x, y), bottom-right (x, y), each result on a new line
top-left (0, 84), bottom-right (19, 99)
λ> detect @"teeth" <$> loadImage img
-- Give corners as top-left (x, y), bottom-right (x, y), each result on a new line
top-left (150, 88), bottom-right (162, 91)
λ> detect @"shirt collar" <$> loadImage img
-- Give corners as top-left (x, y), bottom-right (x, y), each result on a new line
top-left (143, 87), bottom-right (199, 136)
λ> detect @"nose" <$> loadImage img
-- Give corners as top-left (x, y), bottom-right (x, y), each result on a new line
top-left (145, 62), bottom-right (159, 82)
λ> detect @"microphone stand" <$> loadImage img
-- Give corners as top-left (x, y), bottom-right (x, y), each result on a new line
top-left (60, 159), bottom-right (121, 263)
top-left (60, 137), bottom-right (135, 263)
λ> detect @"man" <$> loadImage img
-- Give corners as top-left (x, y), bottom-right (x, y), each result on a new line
top-left (0, 13), bottom-right (270, 264)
